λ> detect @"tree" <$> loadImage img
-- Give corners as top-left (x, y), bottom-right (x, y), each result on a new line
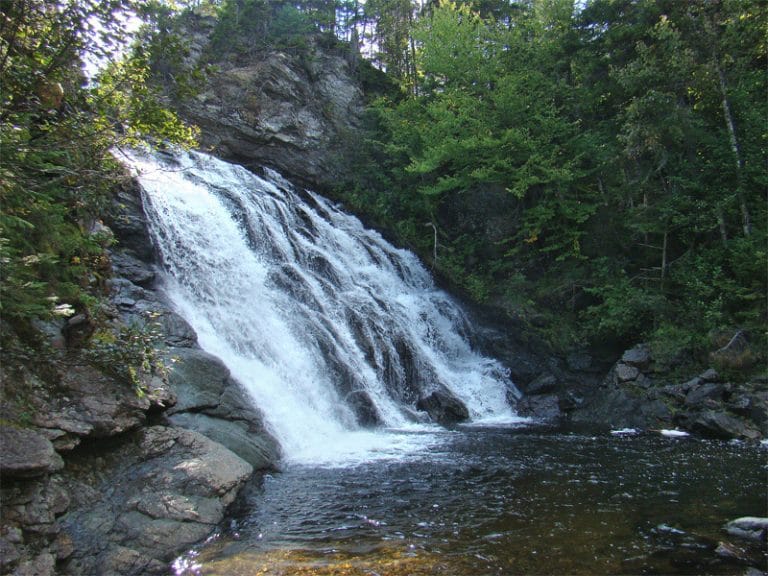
top-left (0, 0), bottom-right (196, 325)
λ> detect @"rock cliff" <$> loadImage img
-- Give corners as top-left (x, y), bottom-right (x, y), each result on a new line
top-left (171, 16), bottom-right (364, 192)
top-left (0, 177), bottom-right (279, 576)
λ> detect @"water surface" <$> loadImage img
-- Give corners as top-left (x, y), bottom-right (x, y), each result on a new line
top-left (175, 426), bottom-right (767, 575)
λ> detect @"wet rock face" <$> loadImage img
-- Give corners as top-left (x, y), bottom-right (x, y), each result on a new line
top-left (416, 389), bottom-right (470, 425)
top-left (1, 175), bottom-right (280, 575)
top-left (166, 348), bottom-right (281, 470)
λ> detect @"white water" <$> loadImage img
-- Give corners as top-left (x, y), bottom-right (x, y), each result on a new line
top-left (124, 147), bottom-right (522, 465)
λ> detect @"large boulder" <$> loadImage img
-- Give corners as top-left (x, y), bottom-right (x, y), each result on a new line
top-left (724, 517), bottom-right (768, 542)
top-left (690, 410), bottom-right (761, 440)
top-left (166, 348), bottom-right (280, 469)
top-left (60, 426), bottom-right (253, 576)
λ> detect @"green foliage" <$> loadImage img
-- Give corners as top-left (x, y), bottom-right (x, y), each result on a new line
top-left (85, 318), bottom-right (167, 393)
top-left (208, 0), bottom-right (353, 58)
top-left (336, 0), bottom-right (767, 366)
top-left (0, 0), bottom-right (197, 332)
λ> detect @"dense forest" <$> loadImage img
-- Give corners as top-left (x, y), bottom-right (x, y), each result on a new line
top-left (1, 0), bottom-right (765, 371)
top-left (337, 0), bottom-right (767, 369)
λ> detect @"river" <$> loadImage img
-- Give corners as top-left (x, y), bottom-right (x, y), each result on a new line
top-left (174, 425), bottom-right (766, 576)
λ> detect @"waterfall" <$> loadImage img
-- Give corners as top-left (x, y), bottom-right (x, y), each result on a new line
top-left (124, 147), bottom-right (522, 465)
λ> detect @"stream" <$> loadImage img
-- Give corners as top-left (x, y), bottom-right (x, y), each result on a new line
top-left (174, 425), bottom-right (766, 576)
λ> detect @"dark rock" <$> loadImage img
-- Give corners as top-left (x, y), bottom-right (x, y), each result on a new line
top-left (165, 347), bottom-right (278, 469)
top-left (0, 426), bottom-right (63, 478)
top-left (14, 552), bottom-right (56, 576)
top-left (621, 344), bottom-right (652, 369)
top-left (715, 541), bottom-right (751, 562)
top-left (109, 251), bottom-right (156, 286)
top-left (166, 348), bottom-right (230, 414)
top-left (0, 534), bottom-right (21, 571)
top-left (662, 383), bottom-right (690, 401)
top-left (516, 394), bottom-right (561, 421)
top-left (683, 376), bottom-right (704, 389)
top-left (685, 383), bottom-right (725, 407)
top-left (559, 389), bottom-right (585, 411)
top-left (700, 368), bottom-right (720, 382)
top-left (345, 390), bottom-right (382, 427)
top-left (168, 412), bottom-right (277, 470)
top-left (105, 182), bottom-right (155, 261)
top-left (160, 310), bottom-right (198, 347)
top-left (566, 351), bottom-right (593, 371)
top-left (417, 389), bottom-right (469, 425)
top-left (634, 373), bottom-right (653, 389)
top-left (526, 373), bottom-right (558, 395)
top-left (62, 314), bottom-right (95, 347)
top-left (60, 426), bottom-right (253, 575)
top-left (615, 363), bottom-right (640, 382)
top-left (724, 517), bottom-right (768, 542)
top-left (571, 387), bottom-right (671, 429)
top-left (692, 411), bottom-right (760, 440)
top-left (178, 48), bottom-right (364, 191)
top-left (33, 364), bottom-right (149, 439)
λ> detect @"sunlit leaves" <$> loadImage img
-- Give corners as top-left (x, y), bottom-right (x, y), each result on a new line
top-left (0, 0), bottom-right (198, 323)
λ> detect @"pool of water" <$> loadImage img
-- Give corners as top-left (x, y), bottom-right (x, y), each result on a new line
top-left (174, 425), bottom-right (767, 575)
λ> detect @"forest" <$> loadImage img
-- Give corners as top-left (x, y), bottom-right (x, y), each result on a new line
top-left (1, 0), bottom-right (766, 370)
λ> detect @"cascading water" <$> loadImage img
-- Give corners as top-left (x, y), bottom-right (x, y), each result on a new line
top-left (123, 147), bottom-right (522, 465)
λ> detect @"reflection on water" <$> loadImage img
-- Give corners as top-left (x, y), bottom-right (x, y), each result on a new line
top-left (175, 427), bottom-right (767, 576)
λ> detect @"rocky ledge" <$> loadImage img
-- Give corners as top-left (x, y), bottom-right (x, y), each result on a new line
top-left (0, 178), bottom-right (279, 576)
top-left (511, 340), bottom-right (767, 440)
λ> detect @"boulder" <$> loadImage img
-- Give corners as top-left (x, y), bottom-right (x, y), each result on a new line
top-left (615, 363), bottom-right (640, 382)
top-left (417, 389), bottom-right (469, 425)
top-left (166, 347), bottom-right (279, 469)
top-left (345, 390), bottom-right (382, 427)
top-left (685, 383), bottom-right (725, 408)
top-left (516, 394), bottom-right (561, 421)
top-left (621, 344), bottom-right (652, 370)
top-left (691, 410), bottom-right (760, 440)
top-left (525, 373), bottom-right (558, 395)
top-left (33, 364), bottom-right (150, 440)
top-left (109, 250), bottom-right (155, 286)
top-left (168, 412), bottom-right (277, 471)
top-left (0, 426), bottom-right (63, 478)
top-left (160, 310), bottom-right (198, 347)
top-left (166, 348), bottom-right (231, 414)
top-left (60, 426), bottom-right (253, 575)
top-left (571, 387), bottom-right (671, 429)
top-left (723, 517), bottom-right (768, 542)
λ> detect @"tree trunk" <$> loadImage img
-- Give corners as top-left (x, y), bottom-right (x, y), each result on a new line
top-left (716, 63), bottom-right (751, 236)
